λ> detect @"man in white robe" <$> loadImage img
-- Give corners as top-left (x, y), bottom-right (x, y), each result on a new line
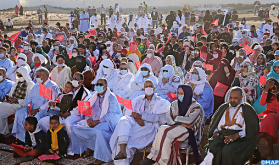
top-left (90, 13), bottom-right (99, 29)
top-left (137, 13), bottom-right (149, 29)
top-left (110, 79), bottom-right (170, 165)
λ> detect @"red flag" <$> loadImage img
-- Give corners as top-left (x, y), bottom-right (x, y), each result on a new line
top-left (89, 30), bottom-right (97, 36)
top-left (243, 44), bottom-right (253, 55)
top-left (212, 19), bottom-right (219, 26)
top-left (29, 102), bottom-right (32, 116)
top-left (14, 39), bottom-right (21, 49)
top-left (115, 95), bottom-right (133, 110)
top-left (84, 34), bottom-right (91, 38)
top-left (78, 101), bottom-right (91, 115)
top-left (117, 32), bottom-right (121, 37)
top-left (166, 33), bottom-right (172, 43)
top-left (201, 30), bottom-right (208, 36)
top-left (14, 56), bottom-right (17, 62)
top-left (200, 53), bottom-right (207, 61)
top-left (206, 64), bottom-right (213, 71)
top-left (54, 35), bottom-right (64, 42)
top-left (129, 42), bottom-right (137, 53)
top-left (277, 19), bottom-right (279, 23)
top-left (9, 32), bottom-right (20, 43)
top-left (38, 154), bottom-right (60, 161)
top-left (202, 62), bottom-right (206, 68)
top-left (258, 110), bottom-right (270, 121)
top-left (68, 52), bottom-right (72, 58)
top-left (213, 82), bottom-right (229, 97)
top-left (263, 32), bottom-right (270, 37)
top-left (259, 76), bottom-right (267, 85)
top-left (55, 97), bottom-right (60, 103)
top-left (135, 61), bottom-right (141, 70)
top-left (39, 84), bottom-right (52, 100)
top-left (167, 92), bottom-right (178, 101)
top-left (9, 144), bottom-right (25, 149)
top-left (146, 40), bottom-right (149, 48)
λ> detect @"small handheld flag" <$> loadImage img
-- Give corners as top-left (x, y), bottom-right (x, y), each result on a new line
top-left (167, 92), bottom-right (178, 101)
top-left (78, 101), bottom-right (91, 115)
top-left (39, 84), bottom-right (52, 100)
top-left (115, 95), bottom-right (133, 110)
top-left (213, 82), bottom-right (229, 97)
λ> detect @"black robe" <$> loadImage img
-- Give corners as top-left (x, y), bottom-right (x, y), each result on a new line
top-left (203, 102), bottom-right (259, 165)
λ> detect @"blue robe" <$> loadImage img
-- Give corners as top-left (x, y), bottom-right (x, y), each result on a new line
top-left (12, 80), bottom-right (60, 142)
top-left (79, 14), bottom-right (90, 33)
top-left (0, 58), bottom-right (14, 71)
top-left (71, 92), bottom-right (122, 162)
top-left (0, 79), bottom-right (14, 100)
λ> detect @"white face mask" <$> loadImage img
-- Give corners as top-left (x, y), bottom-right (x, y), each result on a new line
top-left (24, 46), bottom-right (29, 51)
top-left (163, 72), bottom-right (168, 78)
top-left (102, 55), bottom-right (108, 59)
top-left (57, 63), bottom-right (64, 67)
top-left (72, 53), bottom-right (78, 57)
top-left (145, 87), bottom-right (154, 95)
top-left (103, 67), bottom-right (112, 75)
top-left (0, 76), bottom-right (3, 81)
top-left (147, 53), bottom-right (152, 58)
top-left (0, 54), bottom-right (4, 58)
top-left (72, 80), bottom-right (79, 87)
top-left (17, 59), bottom-right (26, 67)
top-left (213, 53), bottom-right (218, 59)
top-left (36, 77), bottom-right (43, 84)
top-left (54, 46), bottom-right (59, 50)
top-left (18, 77), bottom-right (25, 82)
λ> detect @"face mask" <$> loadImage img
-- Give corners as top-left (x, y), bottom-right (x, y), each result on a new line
top-left (0, 54), bottom-right (4, 58)
top-left (145, 87), bottom-right (154, 95)
top-left (103, 68), bottom-right (112, 75)
top-left (141, 71), bottom-right (149, 76)
top-left (17, 59), bottom-right (26, 67)
top-left (147, 53), bottom-right (152, 58)
top-left (36, 77), bottom-right (43, 84)
top-left (24, 46), bottom-right (29, 50)
top-left (72, 53), bottom-right (78, 57)
top-left (34, 62), bottom-right (41, 68)
top-left (120, 70), bottom-right (128, 75)
top-left (54, 46), bottom-right (59, 50)
top-left (212, 29), bottom-right (217, 32)
top-left (57, 63), bottom-right (64, 67)
top-left (213, 53), bottom-right (218, 58)
top-left (0, 76), bottom-right (3, 81)
top-left (241, 22), bottom-right (245, 24)
top-left (102, 55), bottom-right (108, 59)
top-left (72, 80), bottom-right (79, 87)
top-left (178, 95), bottom-right (184, 102)
top-left (191, 74), bottom-right (199, 81)
top-left (242, 34), bottom-right (246, 37)
top-left (18, 77), bottom-right (25, 82)
top-left (163, 72), bottom-right (168, 78)
top-left (274, 26), bottom-right (277, 29)
top-left (95, 85), bottom-right (104, 93)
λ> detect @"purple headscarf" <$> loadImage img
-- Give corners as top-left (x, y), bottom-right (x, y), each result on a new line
top-left (178, 85), bottom-right (193, 116)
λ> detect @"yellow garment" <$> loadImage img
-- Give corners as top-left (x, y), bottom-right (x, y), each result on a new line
top-left (9, 55), bottom-right (17, 64)
top-left (49, 124), bottom-right (63, 151)
top-left (127, 49), bottom-right (142, 61)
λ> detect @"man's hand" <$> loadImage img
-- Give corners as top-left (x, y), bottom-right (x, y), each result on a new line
top-left (132, 112), bottom-right (142, 119)
top-left (135, 118), bottom-right (145, 126)
top-left (24, 146), bottom-right (32, 152)
top-left (48, 101), bottom-right (56, 106)
top-left (27, 106), bottom-right (31, 114)
top-left (55, 150), bottom-right (60, 155)
top-left (213, 131), bottom-right (219, 137)
top-left (8, 98), bottom-right (18, 104)
top-left (162, 78), bottom-right (168, 85)
top-left (60, 111), bottom-right (71, 119)
top-left (49, 149), bottom-right (55, 154)
top-left (31, 108), bottom-right (40, 116)
top-left (224, 133), bottom-right (240, 144)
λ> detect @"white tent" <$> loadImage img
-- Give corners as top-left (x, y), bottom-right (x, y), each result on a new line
top-left (1, 0), bottom-right (20, 10)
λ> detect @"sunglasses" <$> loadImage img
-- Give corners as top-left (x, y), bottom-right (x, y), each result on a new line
top-left (72, 77), bottom-right (79, 80)
top-left (119, 68), bottom-right (127, 70)
top-left (192, 72), bottom-right (199, 75)
top-left (141, 67), bottom-right (149, 71)
top-left (96, 83), bottom-right (104, 86)
top-left (241, 65), bottom-right (248, 68)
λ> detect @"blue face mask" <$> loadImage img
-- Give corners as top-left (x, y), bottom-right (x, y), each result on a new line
top-left (95, 85), bottom-right (104, 93)
top-left (178, 95), bottom-right (184, 102)
top-left (141, 71), bottom-right (149, 76)
top-left (191, 74), bottom-right (199, 81)
top-left (163, 72), bottom-right (168, 78)
top-left (120, 70), bottom-right (128, 75)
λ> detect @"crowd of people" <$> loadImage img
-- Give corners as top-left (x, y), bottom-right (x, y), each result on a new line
top-left (0, 2), bottom-right (279, 165)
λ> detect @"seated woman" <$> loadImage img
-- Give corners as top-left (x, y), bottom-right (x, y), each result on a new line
top-left (142, 49), bottom-right (161, 77)
top-left (129, 63), bottom-right (158, 100)
top-left (155, 65), bottom-right (181, 101)
top-left (29, 53), bottom-right (47, 83)
top-left (232, 61), bottom-right (258, 105)
top-left (230, 48), bottom-right (248, 71)
top-left (165, 55), bottom-right (184, 83)
top-left (66, 48), bottom-right (79, 68)
top-left (187, 67), bottom-right (214, 122)
top-left (254, 53), bottom-right (266, 77)
top-left (258, 78), bottom-right (279, 159)
top-left (141, 85), bottom-right (203, 165)
top-left (184, 61), bottom-right (205, 84)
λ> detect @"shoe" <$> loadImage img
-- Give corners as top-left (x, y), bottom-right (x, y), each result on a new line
top-left (21, 155), bottom-right (34, 162)
top-left (13, 152), bottom-right (20, 158)
top-left (0, 134), bottom-right (5, 142)
top-left (139, 158), bottom-right (156, 165)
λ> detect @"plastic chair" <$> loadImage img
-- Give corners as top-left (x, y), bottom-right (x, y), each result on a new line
top-left (178, 108), bottom-right (205, 165)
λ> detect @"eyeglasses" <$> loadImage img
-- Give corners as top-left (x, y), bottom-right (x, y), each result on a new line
top-left (240, 65), bottom-right (248, 68)
top-left (119, 68), bottom-right (127, 70)
top-left (274, 66), bottom-right (279, 69)
top-left (96, 83), bottom-right (104, 86)
top-left (103, 65), bottom-right (109, 68)
top-left (192, 72), bottom-right (199, 75)
top-left (141, 67), bottom-right (149, 71)
top-left (72, 77), bottom-right (79, 80)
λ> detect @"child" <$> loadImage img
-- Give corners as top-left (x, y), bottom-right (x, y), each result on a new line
top-left (13, 117), bottom-right (45, 162)
top-left (45, 115), bottom-right (69, 157)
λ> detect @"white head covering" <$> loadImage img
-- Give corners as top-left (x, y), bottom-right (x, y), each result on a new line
top-left (190, 67), bottom-right (208, 95)
top-left (16, 67), bottom-right (32, 83)
top-left (32, 53), bottom-right (47, 64)
top-left (69, 36), bottom-right (78, 48)
top-left (106, 41), bottom-right (113, 51)
top-left (159, 65), bottom-right (175, 83)
top-left (92, 59), bottom-right (115, 84)
top-left (225, 87), bottom-right (247, 103)
top-left (16, 53), bottom-right (27, 67)
top-left (134, 63), bottom-right (154, 83)
top-left (253, 45), bottom-right (263, 51)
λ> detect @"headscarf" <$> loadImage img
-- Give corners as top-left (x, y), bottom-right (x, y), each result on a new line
top-left (208, 49), bottom-right (222, 66)
top-left (75, 55), bottom-right (87, 72)
top-left (190, 67), bottom-right (208, 95)
top-left (143, 49), bottom-right (155, 63)
top-left (69, 36), bottom-right (78, 48)
top-left (267, 60), bottom-right (279, 81)
top-left (16, 53), bottom-right (27, 66)
top-left (32, 53), bottom-right (47, 65)
top-left (35, 27), bottom-right (42, 35)
top-left (92, 59), bottom-right (117, 84)
top-left (178, 85), bottom-right (193, 116)
top-left (184, 61), bottom-right (204, 84)
top-left (17, 66), bottom-right (32, 83)
top-left (254, 53), bottom-right (266, 76)
top-left (158, 65), bottom-right (175, 87)
top-left (134, 63), bottom-right (154, 83)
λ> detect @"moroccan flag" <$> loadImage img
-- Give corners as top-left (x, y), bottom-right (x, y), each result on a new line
top-left (212, 19), bottom-right (219, 26)
top-left (68, 52), bottom-right (72, 58)
top-left (89, 30), bottom-right (97, 36)
top-left (243, 44), bottom-right (253, 55)
top-left (117, 32), bottom-right (121, 37)
top-left (39, 84), bottom-right (52, 100)
top-left (14, 39), bottom-right (21, 49)
top-left (9, 32), bottom-right (20, 43)
top-left (115, 95), bottom-right (133, 110)
top-left (201, 30), bottom-right (208, 36)
top-left (9, 144), bottom-right (25, 149)
top-left (206, 64), bottom-right (213, 71)
top-left (55, 35), bottom-right (64, 42)
top-left (213, 82), bottom-right (229, 97)
top-left (259, 76), bottom-right (267, 85)
top-left (129, 42), bottom-right (137, 53)
top-left (84, 34), bottom-right (91, 38)
top-left (200, 53), bottom-right (207, 61)
top-left (166, 33), bottom-right (172, 43)
top-left (203, 62), bottom-right (207, 68)
top-left (38, 154), bottom-right (60, 161)
top-left (78, 101), bottom-right (91, 115)
top-left (135, 61), bottom-right (141, 70)
top-left (167, 92), bottom-right (177, 101)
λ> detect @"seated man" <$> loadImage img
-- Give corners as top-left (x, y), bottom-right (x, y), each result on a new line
top-left (12, 68), bottom-right (60, 142)
top-left (5, 19), bottom-right (13, 30)
top-left (0, 47), bottom-right (14, 71)
top-left (71, 78), bottom-right (122, 164)
top-left (38, 72), bottom-right (91, 155)
top-left (112, 62), bottom-right (134, 99)
top-left (0, 67), bottom-right (34, 141)
top-left (110, 79), bottom-right (170, 165)
top-left (141, 85), bottom-right (203, 165)
top-left (200, 87), bottom-right (259, 165)
top-left (0, 68), bottom-right (14, 102)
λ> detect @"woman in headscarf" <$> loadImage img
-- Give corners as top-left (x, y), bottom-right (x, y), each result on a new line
top-left (142, 49), bottom-right (161, 77)
top-left (187, 67), bottom-right (214, 122)
top-left (208, 48), bottom-right (222, 70)
top-left (71, 55), bottom-right (95, 90)
top-left (66, 48), bottom-right (79, 68)
top-left (165, 55), bottom-right (184, 83)
top-left (232, 61), bottom-right (258, 104)
top-left (34, 27), bottom-right (42, 35)
top-left (31, 45), bottom-right (51, 70)
top-left (249, 45), bottom-right (263, 65)
top-left (239, 30), bottom-right (253, 47)
top-left (142, 85), bottom-right (202, 165)
top-left (158, 43), bottom-right (174, 63)
top-left (67, 36), bottom-right (78, 53)
top-left (129, 63), bottom-right (158, 100)
top-left (92, 59), bottom-right (118, 90)
top-left (42, 40), bottom-right (50, 54)
top-left (25, 33), bottom-right (34, 44)
top-left (50, 55), bottom-right (72, 89)
top-left (254, 53), bottom-right (266, 77)
top-left (200, 45), bottom-right (212, 63)
top-left (203, 10), bottom-right (213, 31)
top-left (9, 47), bottom-right (18, 64)
top-left (220, 43), bottom-right (233, 62)
top-left (209, 58), bottom-right (236, 112)
top-left (19, 5), bottom-right (23, 15)
top-left (29, 53), bottom-right (47, 83)
top-left (231, 48), bottom-right (248, 71)
top-left (15, 5), bottom-right (19, 15)
top-left (155, 65), bottom-right (182, 101)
